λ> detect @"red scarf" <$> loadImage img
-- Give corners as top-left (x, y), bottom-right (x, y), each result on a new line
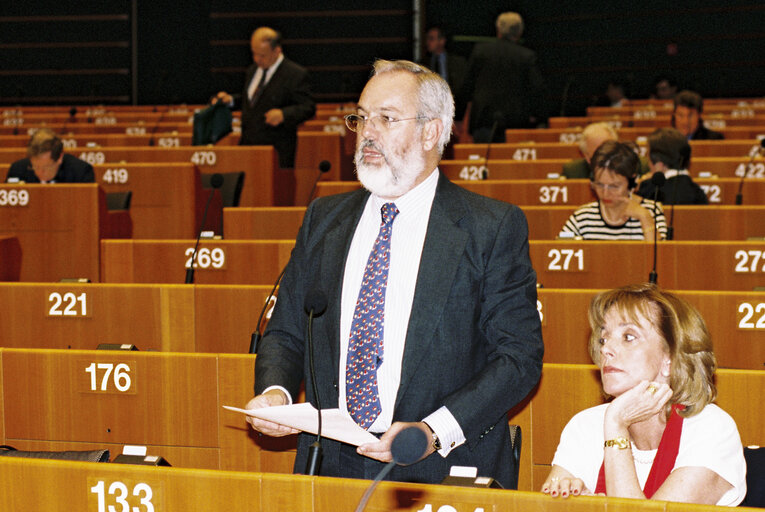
top-left (595, 404), bottom-right (685, 498)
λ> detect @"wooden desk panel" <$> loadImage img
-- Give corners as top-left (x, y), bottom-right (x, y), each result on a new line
top-left (100, 240), bottom-right (294, 284)
top-left (550, 114), bottom-right (765, 129)
top-left (523, 205), bottom-right (765, 240)
top-left (530, 240), bottom-right (765, 291)
top-left (0, 236), bottom-right (21, 281)
top-left (504, 126), bottom-right (765, 144)
top-left (223, 207), bottom-right (306, 240)
top-left (0, 133), bottom-right (196, 148)
top-left (1, 349), bottom-right (219, 447)
top-left (93, 163), bottom-right (208, 239)
top-left (0, 283), bottom-right (194, 352)
top-left (0, 184), bottom-right (105, 282)
top-left (0, 146), bottom-right (283, 207)
top-left (222, 205), bottom-right (765, 242)
top-left (537, 289), bottom-right (765, 370)
top-left (294, 131), bottom-right (352, 207)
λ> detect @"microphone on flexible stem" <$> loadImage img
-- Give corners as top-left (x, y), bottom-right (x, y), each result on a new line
top-left (648, 172), bottom-right (665, 284)
top-left (307, 160), bottom-right (331, 204)
top-left (185, 173), bottom-right (223, 284)
top-left (666, 176), bottom-right (680, 241)
top-left (303, 289), bottom-right (328, 476)
top-left (248, 265), bottom-right (288, 354)
top-left (354, 427), bottom-right (429, 512)
top-left (735, 139), bottom-right (765, 205)
top-left (481, 111), bottom-right (505, 179)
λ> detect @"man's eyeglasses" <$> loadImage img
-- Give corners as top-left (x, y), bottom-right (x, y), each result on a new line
top-left (344, 114), bottom-right (425, 133)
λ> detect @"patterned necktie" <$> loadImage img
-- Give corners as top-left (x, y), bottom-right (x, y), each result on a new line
top-left (346, 202), bottom-right (399, 429)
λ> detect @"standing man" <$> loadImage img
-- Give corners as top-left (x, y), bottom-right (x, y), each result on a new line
top-left (6, 128), bottom-right (94, 183)
top-left (421, 25), bottom-right (467, 95)
top-left (245, 60), bottom-right (543, 488)
top-left (456, 12), bottom-right (544, 142)
top-left (217, 27), bottom-right (315, 168)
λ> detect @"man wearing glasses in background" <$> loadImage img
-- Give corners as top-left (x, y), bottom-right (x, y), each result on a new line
top-left (6, 128), bottom-right (94, 184)
top-left (244, 60), bottom-right (543, 488)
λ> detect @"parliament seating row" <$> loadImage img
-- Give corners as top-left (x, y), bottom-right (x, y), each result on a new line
top-left (505, 126), bottom-right (765, 143)
top-left (98, 238), bottom-right (765, 291)
top-left (314, 178), bottom-right (765, 206)
top-left (0, 348), bottom-right (761, 493)
top-left (453, 140), bottom-right (765, 160)
top-left (0, 282), bottom-right (761, 370)
top-left (269, 201), bottom-right (764, 241)
top-left (434, 158), bottom-right (765, 180)
top-left (549, 114), bottom-right (765, 130)
top-left (587, 103), bottom-right (765, 118)
top-left (0, 133), bottom-right (349, 208)
top-left (3, 455), bottom-right (760, 511)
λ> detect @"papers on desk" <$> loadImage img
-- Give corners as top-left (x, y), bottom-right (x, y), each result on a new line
top-left (223, 402), bottom-right (379, 447)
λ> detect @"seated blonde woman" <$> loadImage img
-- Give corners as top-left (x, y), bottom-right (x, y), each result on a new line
top-left (541, 284), bottom-right (746, 505)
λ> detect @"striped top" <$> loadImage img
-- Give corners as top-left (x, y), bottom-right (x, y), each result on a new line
top-left (561, 199), bottom-right (667, 240)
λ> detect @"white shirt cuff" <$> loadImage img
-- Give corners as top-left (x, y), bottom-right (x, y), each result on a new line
top-left (261, 385), bottom-right (293, 405)
top-left (423, 406), bottom-right (466, 457)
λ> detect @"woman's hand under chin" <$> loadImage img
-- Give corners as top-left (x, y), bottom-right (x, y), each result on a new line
top-left (605, 380), bottom-right (673, 431)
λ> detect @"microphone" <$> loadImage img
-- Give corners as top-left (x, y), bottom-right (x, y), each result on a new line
top-left (354, 427), bottom-right (429, 512)
top-left (303, 289), bottom-right (328, 476)
top-left (735, 138), bottom-right (765, 205)
top-left (481, 112), bottom-right (505, 180)
top-left (248, 265), bottom-right (288, 354)
top-left (307, 160), bottom-right (332, 204)
top-left (648, 172), bottom-right (665, 284)
top-left (185, 173), bottom-right (223, 284)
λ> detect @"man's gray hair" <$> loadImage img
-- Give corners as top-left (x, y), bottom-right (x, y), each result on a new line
top-left (579, 122), bottom-right (619, 153)
top-left (496, 12), bottom-right (524, 41)
top-left (372, 59), bottom-right (454, 155)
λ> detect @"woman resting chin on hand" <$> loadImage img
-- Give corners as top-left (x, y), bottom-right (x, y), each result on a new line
top-left (541, 284), bottom-right (746, 506)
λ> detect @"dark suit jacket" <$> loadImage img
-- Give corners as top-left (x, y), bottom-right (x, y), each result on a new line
top-left (254, 173), bottom-right (544, 488)
top-left (422, 52), bottom-right (468, 95)
top-left (637, 174), bottom-right (708, 204)
top-left (456, 39), bottom-right (544, 133)
top-left (239, 57), bottom-right (316, 168)
top-left (6, 154), bottom-right (94, 183)
top-left (689, 122), bottom-right (724, 140)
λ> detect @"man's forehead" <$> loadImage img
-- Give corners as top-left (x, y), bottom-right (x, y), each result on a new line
top-left (358, 73), bottom-right (417, 111)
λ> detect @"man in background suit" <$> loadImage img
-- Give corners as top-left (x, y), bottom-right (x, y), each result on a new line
top-left (456, 12), bottom-right (544, 142)
top-left (421, 25), bottom-right (467, 95)
top-left (6, 128), bottom-right (94, 184)
top-left (562, 122), bottom-right (650, 179)
top-left (245, 60), bottom-right (543, 488)
top-left (217, 27), bottom-right (315, 168)
top-left (672, 90), bottom-right (724, 141)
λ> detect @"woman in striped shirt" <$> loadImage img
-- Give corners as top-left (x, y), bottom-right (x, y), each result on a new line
top-left (561, 141), bottom-right (667, 240)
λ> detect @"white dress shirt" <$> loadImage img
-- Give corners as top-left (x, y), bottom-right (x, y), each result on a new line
top-left (247, 53), bottom-right (284, 101)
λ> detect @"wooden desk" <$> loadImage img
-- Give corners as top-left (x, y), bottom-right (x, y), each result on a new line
top-left (293, 131), bottom-right (353, 206)
top-left (530, 240), bottom-right (765, 291)
top-left (94, 163), bottom-right (210, 239)
top-left (223, 206), bottom-right (306, 241)
top-left (100, 240), bottom-right (294, 284)
top-left (536, 288), bottom-right (765, 370)
top-left (0, 133), bottom-right (198, 148)
top-left (1, 457), bottom-right (720, 512)
top-left (504, 126), bottom-right (765, 144)
top-left (523, 205), bottom-right (765, 240)
top-left (220, 204), bottom-right (765, 242)
top-left (0, 146), bottom-right (284, 207)
top-left (0, 283), bottom-right (274, 355)
top-left (0, 184), bottom-right (111, 282)
top-left (549, 114), bottom-right (765, 129)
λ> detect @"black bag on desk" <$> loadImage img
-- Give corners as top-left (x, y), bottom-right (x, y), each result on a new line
top-left (0, 445), bottom-right (109, 463)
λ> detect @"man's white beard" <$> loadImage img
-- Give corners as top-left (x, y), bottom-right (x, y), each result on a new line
top-left (355, 139), bottom-right (425, 199)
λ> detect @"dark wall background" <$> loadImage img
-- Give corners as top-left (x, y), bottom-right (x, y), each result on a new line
top-left (2, 1), bottom-right (765, 117)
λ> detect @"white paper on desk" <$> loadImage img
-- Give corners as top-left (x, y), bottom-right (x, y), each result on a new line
top-left (223, 402), bottom-right (379, 447)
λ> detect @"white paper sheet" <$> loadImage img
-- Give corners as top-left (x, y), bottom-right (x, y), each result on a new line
top-left (223, 403), bottom-right (379, 446)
